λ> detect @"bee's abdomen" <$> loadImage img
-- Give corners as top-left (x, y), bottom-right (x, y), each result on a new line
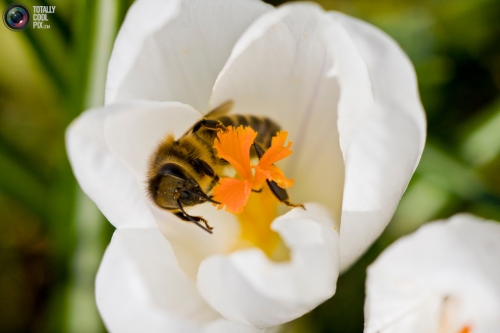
top-left (217, 115), bottom-right (281, 149)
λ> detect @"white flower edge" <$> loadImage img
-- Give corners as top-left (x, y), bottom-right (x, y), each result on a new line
top-left (96, 227), bottom-right (217, 333)
top-left (365, 214), bottom-right (500, 333)
top-left (197, 203), bottom-right (339, 328)
top-left (329, 12), bottom-right (426, 271)
top-left (96, 227), bottom-right (280, 333)
top-left (105, 0), bottom-right (181, 105)
top-left (203, 319), bottom-right (280, 333)
top-left (105, 0), bottom-right (272, 111)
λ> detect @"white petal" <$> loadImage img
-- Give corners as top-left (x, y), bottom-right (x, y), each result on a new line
top-left (106, 0), bottom-right (271, 110)
top-left (327, 13), bottom-right (427, 271)
top-left (210, 3), bottom-right (345, 228)
top-left (66, 101), bottom-right (201, 228)
top-left (197, 204), bottom-right (339, 327)
top-left (365, 214), bottom-right (500, 333)
top-left (202, 318), bottom-right (280, 333)
top-left (154, 203), bottom-right (241, 280)
top-left (322, 15), bottom-right (374, 156)
top-left (96, 228), bottom-right (219, 333)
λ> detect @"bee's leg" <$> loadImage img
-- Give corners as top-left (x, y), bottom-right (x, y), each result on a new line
top-left (266, 180), bottom-right (305, 209)
top-left (192, 119), bottom-right (228, 133)
top-left (175, 200), bottom-right (214, 234)
top-left (193, 159), bottom-right (220, 182)
top-left (174, 212), bottom-right (213, 234)
top-left (253, 143), bottom-right (305, 210)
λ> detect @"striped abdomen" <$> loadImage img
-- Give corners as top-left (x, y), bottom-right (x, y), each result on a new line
top-left (196, 114), bottom-right (281, 151)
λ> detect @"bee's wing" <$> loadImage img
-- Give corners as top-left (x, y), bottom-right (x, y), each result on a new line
top-left (180, 100), bottom-right (234, 138)
top-left (205, 100), bottom-right (234, 119)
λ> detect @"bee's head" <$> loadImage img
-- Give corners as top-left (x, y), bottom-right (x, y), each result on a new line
top-left (147, 163), bottom-right (207, 210)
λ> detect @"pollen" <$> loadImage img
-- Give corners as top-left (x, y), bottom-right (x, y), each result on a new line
top-left (212, 126), bottom-right (294, 214)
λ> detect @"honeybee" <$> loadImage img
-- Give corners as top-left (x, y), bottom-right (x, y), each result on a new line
top-left (146, 101), bottom-right (303, 233)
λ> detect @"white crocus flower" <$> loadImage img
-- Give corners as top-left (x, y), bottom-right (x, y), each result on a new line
top-left (365, 214), bottom-right (500, 333)
top-left (66, 0), bottom-right (426, 331)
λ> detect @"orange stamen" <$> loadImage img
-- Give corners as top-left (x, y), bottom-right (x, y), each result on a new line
top-left (258, 131), bottom-right (293, 168)
top-left (212, 178), bottom-right (251, 214)
top-left (213, 125), bottom-right (256, 180)
top-left (255, 131), bottom-right (294, 189)
top-left (212, 126), bottom-right (294, 213)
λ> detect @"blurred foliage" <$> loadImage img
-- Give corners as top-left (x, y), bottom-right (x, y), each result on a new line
top-left (0, 0), bottom-right (132, 331)
top-left (0, 0), bottom-right (499, 332)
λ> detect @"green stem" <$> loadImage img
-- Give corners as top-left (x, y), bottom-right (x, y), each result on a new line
top-left (65, 0), bottom-right (119, 331)
top-left (66, 190), bottom-right (105, 333)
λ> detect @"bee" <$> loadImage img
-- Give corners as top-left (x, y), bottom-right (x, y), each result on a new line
top-left (146, 101), bottom-right (303, 234)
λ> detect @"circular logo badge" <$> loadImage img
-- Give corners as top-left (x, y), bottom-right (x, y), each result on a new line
top-left (3, 3), bottom-right (30, 31)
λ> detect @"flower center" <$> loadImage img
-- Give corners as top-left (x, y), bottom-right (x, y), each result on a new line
top-left (235, 185), bottom-right (289, 261)
top-left (211, 125), bottom-right (294, 261)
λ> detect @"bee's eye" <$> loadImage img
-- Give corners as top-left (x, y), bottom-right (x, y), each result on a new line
top-left (154, 184), bottom-right (159, 190)
top-left (179, 191), bottom-right (190, 200)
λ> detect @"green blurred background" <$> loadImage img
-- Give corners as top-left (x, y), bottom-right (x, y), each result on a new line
top-left (1, 0), bottom-right (499, 332)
